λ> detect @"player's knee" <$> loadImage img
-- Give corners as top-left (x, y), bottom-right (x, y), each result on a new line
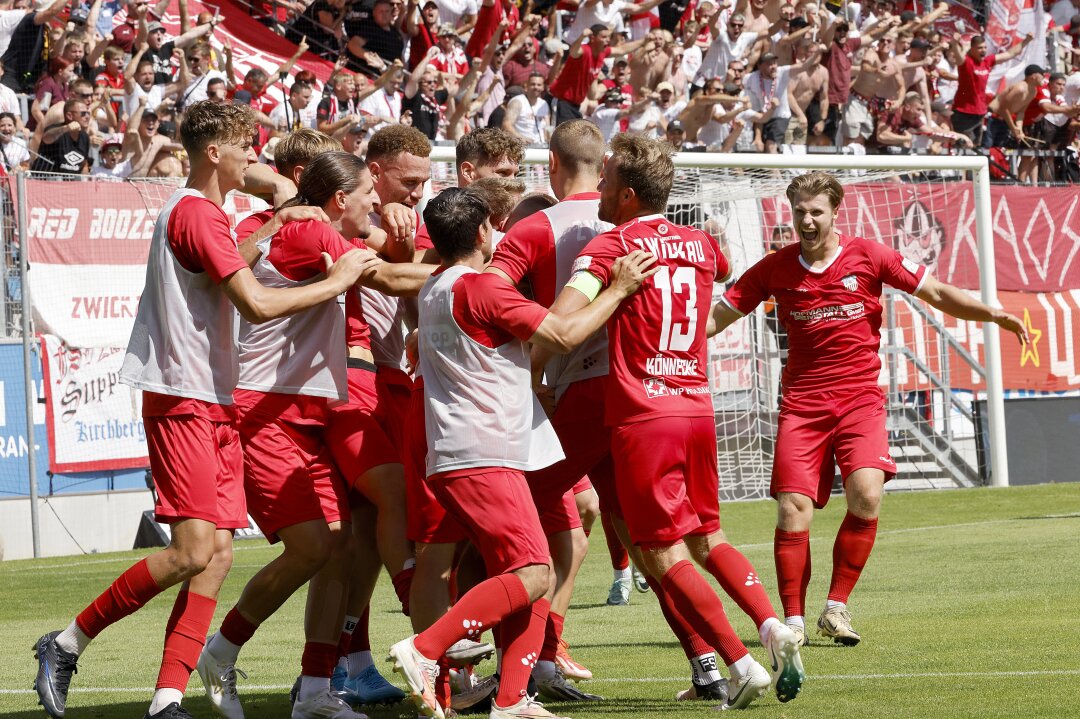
top-left (776, 493), bottom-right (814, 530)
top-left (571, 527), bottom-right (590, 559)
top-left (576, 492), bottom-right (600, 530)
top-left (171, 544), bottom-right (216, 579)
top-left (285, 530), bottom-right (334, 573)
top-left (514, 563), bottom-right (552, 601)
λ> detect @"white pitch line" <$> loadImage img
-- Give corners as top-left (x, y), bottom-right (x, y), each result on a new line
top-left (3, 668), bottom-right (1078, 695)
top-left (1, 543), bottom-right (269, 573)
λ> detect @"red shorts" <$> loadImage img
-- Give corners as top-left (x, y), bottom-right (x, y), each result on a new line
top-left (404, 380), bottom-right (466, 545)
top-left (325, 367), bottom-right (401, 485)
top-left (771, 386), bottom-right (894, 509)
top-left (145, 414), bottom-right (247, 529)
top-left (235, 394), bottom-right (349, 543)
top-left (525, 377), bottom-right (620, 534)
top-left (428, 467), bottom-right (550, 575)
top-left (612, 416), bottom-right (720, 549)
top-left (375, 366), bottom-right (413, 451)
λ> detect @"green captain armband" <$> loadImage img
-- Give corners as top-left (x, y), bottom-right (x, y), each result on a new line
top-left (565, 270), bottom-right (603, 301)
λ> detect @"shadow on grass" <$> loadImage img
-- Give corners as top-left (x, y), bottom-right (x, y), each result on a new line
top-left (0, 693), bottom-right (416, 719)
top-left (544, 696), bottom-right (694, 714)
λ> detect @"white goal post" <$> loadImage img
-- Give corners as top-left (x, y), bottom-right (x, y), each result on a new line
top-left (427, 146), bottom-right (1009, 494)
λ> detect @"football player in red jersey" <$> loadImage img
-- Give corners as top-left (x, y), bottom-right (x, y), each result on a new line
top-left (553, 135), bottom-right (805, 710)
top-left (709, 171), bottom-right (1028, 647)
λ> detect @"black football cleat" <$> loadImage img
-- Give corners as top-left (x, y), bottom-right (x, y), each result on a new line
top-left (143, 702), bottom-right (195, 719)
top-left (33, 631), bottom-right (79, 718)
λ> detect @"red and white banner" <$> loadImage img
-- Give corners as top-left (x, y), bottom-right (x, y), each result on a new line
top-left (761, 183), bottom-right (1080, 293)
top-left (40, 335), bottom-right (149, 473)
top-left (985, 0), bottom-right (1048, 90)
top-left (892, 290), bottom-right (1080, 393)
top-left (24, 179), bottom-right (263, 348)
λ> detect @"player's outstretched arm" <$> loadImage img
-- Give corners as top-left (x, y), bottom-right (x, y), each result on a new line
top-left (529, 250), bottom-right (658, 354)
top-left (914, 276), bottom-right (1029, 346)
top-left (359, 261), bottom-right (437, 297)
top-left (706, 300), bottom-right (743, 338)
top-left (222, 248), bottom-right (381, 323)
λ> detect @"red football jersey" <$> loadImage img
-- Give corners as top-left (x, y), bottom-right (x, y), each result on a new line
top-left (574, 214), bottom-right (725, 425)
top-left (722, 235), bottom-right (927, 395)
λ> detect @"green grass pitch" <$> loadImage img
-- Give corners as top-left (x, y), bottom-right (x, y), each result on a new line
top-left (2, 483), bottom-right (1078, 718)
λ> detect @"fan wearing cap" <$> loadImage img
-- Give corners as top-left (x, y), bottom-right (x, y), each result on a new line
top-left (986, 63), bottom-right (1046, 149)
top-left (665, 119), bottom-right (697, 150)
top-left (124, 97), bottom-right (185, 177)
top-left (143, 17), bottom-right (216, 86)
top-left (430, 23), bottom-right (469, 76)
top-left (91, 133), bottom-right (133, 179)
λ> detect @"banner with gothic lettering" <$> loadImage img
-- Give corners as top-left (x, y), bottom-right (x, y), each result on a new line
top-left (760, 183), bottom-right (1080, 293)
top-left (40, 335), bottom-right (149, 473)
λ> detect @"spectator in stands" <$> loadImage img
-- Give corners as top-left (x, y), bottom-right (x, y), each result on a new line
top-left (287, 0), bottom-right (345, 59)
top-left (950, 33), bottom-right (1032, 147)
top-left (317, 71), bottom-right (364, 137)
top-left (822, 17), bottom-right (896, 144)
top-left (270, 80), bottom-right (317, 132)
top-left (0, 0), bottom-right (67, 93)
top-left (179, 42), bottom-right (225, 108)
top-left (503, 72), bottom-right (550, 144)
top-left (90, 133), bottom-right (133, 179)
top-left (486, 85), bottom-right (522, 131)
top-left (503, 19), bottom-right (551, 87)
top-left (143, 18), bottom-right (215, 85)
top-left (787, 38), bottom-right (828, 146)
top-left (348, 0), bottom-right (406, 77)
top-left (359, 62), bottom-right (406, 133)
top-left (987, 64), bottom-right (1045, 150)
top-left (403, 46), bottom-right (448, 140)
top-left (124, 98), bottom-right (184, 176)
top-left (665, 119), bottom-right (697, 149)
top-left (0, 61), bottom-right (25, 136)
top-left (0, 110), bottom-right (29, 171)
top-left (32, 98), bottom-right (91, 175)
top-left (404, 0), bottom-right (439, 69)
top-left (58, 31), bottom-right (94, 82)
top-left (549, 26), bottom-right (643, 126)
top-left (206, 76), bottom-right (227, 104)
top-left (126, 45), bottom-right (189, 118)
top-left (694, 11), bottom-right (759, 91)
top-left (656, 80), bottom-right (686, 124)
top-left (95, 46), bottom-right (128, 117)
top-left (89, 81), bottom-right (120, 135)
top-left (876, 90), bottom-right (971, 154)
top-left (431, 23), bottom-right (469, 76)
top-left (30, 57), bottom-right (74, 129)
top-left (745, 52), bottom-right (791, 153)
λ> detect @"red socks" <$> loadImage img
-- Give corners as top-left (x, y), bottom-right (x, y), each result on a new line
top-left (494, 598), bottom-right (549, 707)
top-left (705, 543), bottom-right (778, 628)
top-left (219, 607), bottom-right (259, 647)
top-left (301, 641), bottom-right (338, 678)
top-left (601, 513), bottom-right (629, 571)
top-left (156, 590), bottom-right (217, 691)
top-left (660, 561), bottom-right (747, 666)
top-left (414, 573), bottom-right (531, 659)
top-left (645, 574), bottom-right (713, 659)
top-left (774, 528), bottom-right (811, 618)
top-left (539, 611), bottom-right (564, 662)
top-left (392, 567), bottom-right (414, 616)
top-left (828, 512), bottom-right (878, 603)
top-left (76, 558), bottom-right (163, 638)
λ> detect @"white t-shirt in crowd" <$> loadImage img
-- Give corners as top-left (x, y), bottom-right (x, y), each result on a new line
top-left (506, 93), bottom-right (549, 144)
top-left (359, 88), bottom-right (402, 133)
top-left (590, 106), bottom-right (622, 142)
top-left (436, 0), bottom-right (480, 28)
top-left (696, 28), bottom-right (759, 83)
top-left (269, 99), bottom-right (318, 130)
top-left (181, 71), bottom-right (225, 107)
top-left (0, 9), bottom-right (25, 57)
top-left (627, 104), bottom-right (662, 138)
top-left (566, 0), bottom-right (626, 42)
top-left (745, 65), bottom-right (791, 119)
top-left (0, 137), bottom-right (29, 171)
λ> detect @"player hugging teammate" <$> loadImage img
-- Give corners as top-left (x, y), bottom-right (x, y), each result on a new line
top-left (33, 105), bottom-right (1029, 719)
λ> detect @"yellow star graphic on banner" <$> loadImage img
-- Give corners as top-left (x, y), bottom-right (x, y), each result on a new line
top-left (1019, 308), bottom-right (1042, 368)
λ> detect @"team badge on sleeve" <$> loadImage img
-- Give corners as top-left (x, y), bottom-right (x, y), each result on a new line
top-left (572, 255), bottom-right (593, 273)
top-left (842, 274), bottom-right (858, 292)
top-left (901, 258), bottom-right (921, 276)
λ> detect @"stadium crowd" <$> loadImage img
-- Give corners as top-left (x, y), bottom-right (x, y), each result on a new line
top-left (2, 0), bottom-right (1080, 181)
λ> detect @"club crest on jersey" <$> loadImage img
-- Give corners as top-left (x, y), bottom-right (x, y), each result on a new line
top-left (657, 223), bottom-right (669, 235)
top-left (572, 255), bottom-right (593, 273)
top-left (841, 274), bottom-right (858, 292)
top-left (643, 377), bottom-right (670, 398)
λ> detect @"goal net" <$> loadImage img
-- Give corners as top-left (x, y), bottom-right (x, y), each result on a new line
top-left (429, 147), bottom-right (1007, 502)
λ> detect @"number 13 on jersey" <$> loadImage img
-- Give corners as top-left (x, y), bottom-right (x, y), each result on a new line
top-left (653, 265), bottom-right (698, 352)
